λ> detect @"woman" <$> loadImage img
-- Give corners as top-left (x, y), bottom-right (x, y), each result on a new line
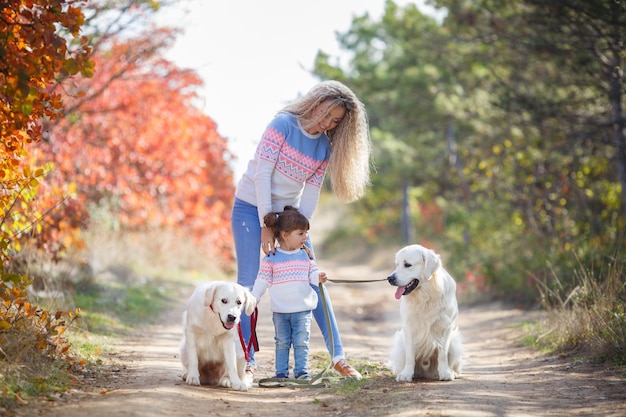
top-left (231, 80), bottom-right (371, 379)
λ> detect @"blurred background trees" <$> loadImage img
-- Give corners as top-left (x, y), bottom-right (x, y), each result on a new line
top-left (314, 0), bottom-right (625, 300)
top-left (2, 0), bottom-right (623, 318)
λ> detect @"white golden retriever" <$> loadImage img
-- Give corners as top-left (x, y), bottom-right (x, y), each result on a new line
top-left (387, 244), bottom-right (463, 381)
top-left (180, 281), bottom-right (256, 391)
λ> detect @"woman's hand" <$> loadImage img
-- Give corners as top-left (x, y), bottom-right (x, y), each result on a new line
top-left (261, 227), bottom-right (276, 255)
top-left (301, 244), bottom-right (313, 260)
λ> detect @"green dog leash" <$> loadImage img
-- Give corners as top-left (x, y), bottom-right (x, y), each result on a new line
top-left (257, 278), bottom-right (387, 388)
top-left (257, 282), bottom-right (344, 388)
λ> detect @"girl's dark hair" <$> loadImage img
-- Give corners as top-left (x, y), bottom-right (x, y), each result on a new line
top-left (263, 205), bottom-right (309, 238)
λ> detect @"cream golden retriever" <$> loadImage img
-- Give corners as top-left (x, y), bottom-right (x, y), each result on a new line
top-left (180, 281), bottom-right (256, 391)
top-left (387, 244), bottom-right (463, 381)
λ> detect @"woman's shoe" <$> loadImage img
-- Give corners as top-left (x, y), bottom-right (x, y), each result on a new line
top-left (333, 359), bottom-right (362, 379)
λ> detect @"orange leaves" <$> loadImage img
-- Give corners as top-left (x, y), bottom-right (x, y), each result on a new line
top-left (1, 0), bottom-right (92, 265)
top-left (1, 0), bottom-right (92, 131)
top-left (3, 1), bottom-right (236, 270)
top-left (14, 392), bottom-right (29, 405)
top-left (39, 32), bottom-right (236, 264)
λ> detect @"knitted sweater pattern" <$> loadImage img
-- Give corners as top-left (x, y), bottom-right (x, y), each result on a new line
top-left (251, 248), bottom-right (320, 314)
top-left (234, 113), bottom-right (330, 223)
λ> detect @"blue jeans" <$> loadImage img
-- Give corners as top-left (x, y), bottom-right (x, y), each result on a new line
top-left (273, 310), bottom-right (312, 377)
top-left (231, 198), bottom-right (345, 365)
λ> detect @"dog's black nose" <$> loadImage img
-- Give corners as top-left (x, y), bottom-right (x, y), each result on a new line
top-left (387, 274), bottom-right (397, 285)
top-left (226, 314), bottom-right (236, 323)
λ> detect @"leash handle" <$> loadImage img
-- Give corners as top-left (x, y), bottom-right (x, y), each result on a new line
top-left (238, 307), bottom-right (259, 362)
top-left (249, 307), bottom-right (259, 352)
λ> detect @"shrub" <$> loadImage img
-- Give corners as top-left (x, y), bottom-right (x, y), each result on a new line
top-left (0, 269), bottom-right (80, 407)
top-left (529, 250), bottom-right (626, 364)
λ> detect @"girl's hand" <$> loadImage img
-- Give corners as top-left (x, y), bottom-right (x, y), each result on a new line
top-left (319, 272), bottom-right (327, 283)
top-left (302, 244), bottom-right (313, 260)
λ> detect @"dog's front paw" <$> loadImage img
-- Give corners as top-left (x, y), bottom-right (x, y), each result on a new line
top-left (221, 376), bottom-right (250, 391)
top-left (438, 368), bottom-right (455, 381)
top-left (219, 376), bottom-right (233, 388)
top-left (185, 372), bottom-right (201, 386)
top-left (396, 370), bottom-right (414, 382)
top-left (230, 378), bottom-right (251, 391)
top-left (242, 373), bottom-right (254, 387)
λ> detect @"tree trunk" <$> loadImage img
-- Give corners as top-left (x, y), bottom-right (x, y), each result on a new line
top-left (607, 37), bottom-right (626, 218)
top-left (402, 180), bottom-right (414, 244)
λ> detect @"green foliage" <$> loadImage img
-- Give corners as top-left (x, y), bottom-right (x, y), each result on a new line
top-left (313, 0), bottom-right (625, 304)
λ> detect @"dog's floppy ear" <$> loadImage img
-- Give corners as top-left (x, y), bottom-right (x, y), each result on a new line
top-left (204, 285), bottom-right (217, 307)
top-left (242, 287), bottom-right (257, 315)
top-left (423, 249), bottom-right (442, 279)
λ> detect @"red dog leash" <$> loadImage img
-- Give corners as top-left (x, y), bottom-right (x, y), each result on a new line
top-left (238, 307), bottom-right (259, 361)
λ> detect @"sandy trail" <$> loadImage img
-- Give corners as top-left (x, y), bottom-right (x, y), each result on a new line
top-left (25, 262), bottom-right (626, 417)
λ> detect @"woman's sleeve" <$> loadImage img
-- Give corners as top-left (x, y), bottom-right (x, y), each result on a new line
top-left (299, 183), bottom-right (322, 220)
top-left (299, 159), bottom-right (328, 220)
top-left (254, 158), bottom-right (275, 225)
top-left (254, 117), bottom-right (288, 225)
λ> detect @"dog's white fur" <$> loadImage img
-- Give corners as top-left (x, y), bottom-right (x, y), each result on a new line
top-left (180, 281), bottom-right (256, 391)
top-left (387, 244), bottom-right (463, 381)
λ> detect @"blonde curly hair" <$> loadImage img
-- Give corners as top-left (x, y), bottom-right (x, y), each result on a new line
top-left (281, 80), bottom-right (372, 203)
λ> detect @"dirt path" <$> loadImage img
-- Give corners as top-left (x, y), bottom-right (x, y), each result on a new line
top-left (25, 262), bottom-right (626, 417)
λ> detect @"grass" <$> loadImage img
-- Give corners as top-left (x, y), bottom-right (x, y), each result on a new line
top-left (307, 352), bottom-right (395, 396)
top-left (523, 252), bottom-right (626, 368)
top-left (2, 363), bottom-right (73, 405)
top-left (72, 280), bottom-right (175, 334)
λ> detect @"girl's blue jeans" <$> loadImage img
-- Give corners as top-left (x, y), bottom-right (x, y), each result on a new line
top-left (273, 310), bottom-right (312, 377)
top-left (231, 198), bottom-right (344, 366)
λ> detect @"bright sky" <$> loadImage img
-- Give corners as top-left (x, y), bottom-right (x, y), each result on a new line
top-left (161, 0), bottom-right (438, 181)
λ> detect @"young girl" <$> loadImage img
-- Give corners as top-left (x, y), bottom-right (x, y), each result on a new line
top-left (250, 206), bottom-right (327, 380)
top-left (232, 80), bottom-right (370, 379)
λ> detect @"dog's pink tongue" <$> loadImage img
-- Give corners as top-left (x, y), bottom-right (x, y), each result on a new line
top-left (395, 286), bottom-right (405, 300)
top-left (224, 322), bottom-right (235, 330)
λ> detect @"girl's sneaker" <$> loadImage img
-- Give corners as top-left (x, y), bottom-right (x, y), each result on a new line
top-left (295, 372), bottom-right (311, 380)
top-left (245, 362), bottom-right (256, 377)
